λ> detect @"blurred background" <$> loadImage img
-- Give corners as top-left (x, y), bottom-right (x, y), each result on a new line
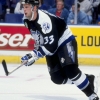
top-left (0, 0), bottom-right (100, 66)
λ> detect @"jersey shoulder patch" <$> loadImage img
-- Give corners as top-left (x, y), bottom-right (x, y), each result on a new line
top-left (38, 10), bottom-right (52, 34)
top-left (42, 22), bottom-right (51, 33)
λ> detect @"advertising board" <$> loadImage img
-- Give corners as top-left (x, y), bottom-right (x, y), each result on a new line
top-left (0, 24), bottom-right (34, 50)
top-left (0, 24), bottom-right (100, 65)
top-left (70, 26), bottom-right (100, 55)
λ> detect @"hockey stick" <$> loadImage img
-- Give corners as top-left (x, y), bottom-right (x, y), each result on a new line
top-left (2, 60), bottom-right (27, 76)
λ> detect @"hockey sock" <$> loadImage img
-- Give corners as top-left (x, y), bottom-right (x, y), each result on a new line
top-left (63, 65), bottom-right (94, 96)
top-left (62, 78), bottom-right (73, 84)
top-left (70, 72), bottom-right (94, 96)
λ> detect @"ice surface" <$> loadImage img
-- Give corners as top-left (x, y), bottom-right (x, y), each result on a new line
top-left (0, 64), bottom-right (100, 100)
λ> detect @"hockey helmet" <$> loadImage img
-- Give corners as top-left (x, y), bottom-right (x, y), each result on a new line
top-left (21, 0), bottom-right (39, 5)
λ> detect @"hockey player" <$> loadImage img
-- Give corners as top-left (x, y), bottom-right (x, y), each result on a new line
top-left (21, 0), bottom-right (99, 99)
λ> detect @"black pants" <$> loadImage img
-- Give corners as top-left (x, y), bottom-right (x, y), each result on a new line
top-left (46, 39), bottom-right (79, 84)
top-left (46, 39), bottom-right (95, 97)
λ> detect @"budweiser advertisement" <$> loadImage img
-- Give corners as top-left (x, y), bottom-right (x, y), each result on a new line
top-left (0, 24), bottom-right (35, 50)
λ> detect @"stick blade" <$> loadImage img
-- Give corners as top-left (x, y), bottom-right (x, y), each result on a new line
top-left (2, 60), bottom-right (9, 76)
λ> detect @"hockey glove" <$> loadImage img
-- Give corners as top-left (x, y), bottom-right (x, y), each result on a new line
top-left (21, 50), bottom-right (43, 66)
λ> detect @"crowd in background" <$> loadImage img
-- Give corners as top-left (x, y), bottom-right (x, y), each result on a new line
top-left (0, 0), bottom-right (100, 25)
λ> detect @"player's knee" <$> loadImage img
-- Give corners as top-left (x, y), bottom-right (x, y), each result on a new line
top-left (51, 77), bottom-right (64, 84)
top-left (64, 64), bottom-right (81, 79)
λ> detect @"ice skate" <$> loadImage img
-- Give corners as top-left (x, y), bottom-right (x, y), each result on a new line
top-left (89, 93), bottom-right (99, 100)
top-left (86, 74), bottom-right (100, 93)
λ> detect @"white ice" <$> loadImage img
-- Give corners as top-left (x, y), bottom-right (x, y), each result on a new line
top-left (0, 64), bottom-right (100, 100)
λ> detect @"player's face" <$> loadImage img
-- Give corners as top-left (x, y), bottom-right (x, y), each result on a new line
top-left (23, 4), bottom-right (33, 18)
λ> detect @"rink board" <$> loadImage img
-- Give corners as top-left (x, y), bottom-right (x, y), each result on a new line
top-left (0, 24), bottom-right (100, 65)
top-left (0, 55), bottom-right (100, 66)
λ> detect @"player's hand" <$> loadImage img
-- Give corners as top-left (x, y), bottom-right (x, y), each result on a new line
top-left (21, 50), bottom-right (44, 66)
top-left (21, 51), bottom-right (39, 66)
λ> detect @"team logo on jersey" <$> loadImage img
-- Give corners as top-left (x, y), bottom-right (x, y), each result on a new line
top-left (61, 58), bottom-right (65, 63)
top-left (42, 22), bottom-right (50, 32)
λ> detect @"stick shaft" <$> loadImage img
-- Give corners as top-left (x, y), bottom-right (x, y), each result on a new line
top-left (2, 60), bottom-right (27, 76)
top-left (8, 60), bottom-right (27, 75)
